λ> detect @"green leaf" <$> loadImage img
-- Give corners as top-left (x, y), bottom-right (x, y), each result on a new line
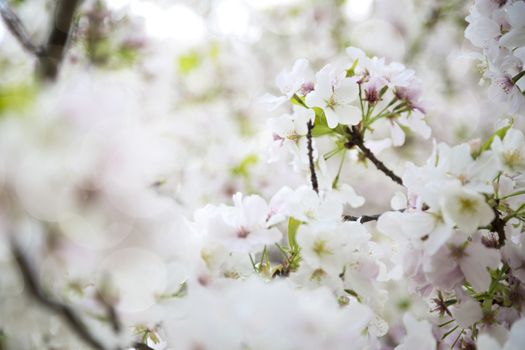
top-left (209, 41), bottom-right (220, 59)
top-left (178, 50), bottom-right (201, 74)
top-left (344, 289), bottom-right (363, 302)
top-left (0, 82), bottom-right (36, 115)
top-left (287, 217), bottom-right (301, 251)
top-left (172, 281), bottom-right (188, 298)
top-left (291, 94), bottom-right (309, 108)
top-left (231, 154), bottom-right (258, 177)
top-left (346, 58), bottom-right (359, 77)
top-left (311, 124), bottom-right (333, 137)
top-left (477, 123), bottom-right (513, 156)
top-left (313, 107), bottom-right (329, 127)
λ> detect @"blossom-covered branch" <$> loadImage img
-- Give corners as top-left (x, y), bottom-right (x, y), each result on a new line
top-left (1, 0), bottom-right (525, 349)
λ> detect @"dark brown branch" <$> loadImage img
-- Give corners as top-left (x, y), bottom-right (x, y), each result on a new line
top-left (96, 290), bottom-right (121, 334)
top-left (38, 0), bottom-right (81, 79)
top-left (10, 241), bottom-right (108, 350)
top-left (0, 0), bottom-right (81, 79)
top-left (490, 205), bottom-right (506, 248)
top-left (343, 208), bottom-right (407, 223)
top-left (0, 0), bottom-right (43, 55)
top-left (346, 126), bottom-right (403, 186)
top-left (307, 120), bottom-right (319, 193)
top-left (342, 214), bottom-right (381, 223)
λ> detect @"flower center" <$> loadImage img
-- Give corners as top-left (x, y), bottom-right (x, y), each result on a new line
top-left (458, 197), bottom-right (477, 214)
top-left (312, 239), bottom-right (332, 257)
top-left (237, 227), bottom-right (250, 239)
top-left (497, 76), bottom-right (514, 94)
top-left (325, 96), bottom-right (337, 110)
top-left (449, 245), bottom-right (467, 260)
top-left (310, 268), bottom-right (327, 282)
top-left (503, 150), bottom-right (522, 169)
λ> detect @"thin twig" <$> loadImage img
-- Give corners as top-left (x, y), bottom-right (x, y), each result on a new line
top-left (343, 208), bottom-right (406, 223)
top-left (10, 241), bottom-right (108, 350)
top-left (346, 126), bottom-right (403, 186)
top-left (307, 120), bottom-right (319, 193)
top-left (96, 290), bottom-right (121, 334)
top-left (38, 0), bottom-right (81, 79)
top-left (342, 214), bottom-right (381, 223)
top-left (0, 0), bottom-right (43, 55)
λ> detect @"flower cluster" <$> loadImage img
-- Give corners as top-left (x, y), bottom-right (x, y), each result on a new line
top-left (184, 48), bottom-right (525, 349)
top-left (183, 49), bottom-right (525, 348)
top-left (465, 0), bottom-right (525, 115)
top-left (379, 125), bottom-right (525, 347)
top-left (1, 1), bottom-right (525, 350)
top-left (267, 47), bottom-right (431, 152)
top-left (266, 48), bottom-right (431, 191)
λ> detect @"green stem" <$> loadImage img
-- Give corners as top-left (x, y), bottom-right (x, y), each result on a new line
top-left (438, 319), bottom-right (455, 328)
top-left (451, 329), bottom-right (464, 349)
top-left (372, 97), bottom-right (397, 119)
top-left (332, 150), bottom-right (347, 189)
top-left (358, 85), bottom-right (365, 121)
top-left (503, 203), bottom-right (525, 222)
top-left (324, 146), bottom-right (344, 161)
top-left (500, 190), bottom-right (525, 201)
top-left (249, 253), bottom-right (257, 272)
top-left (441, 325), bottom-right (459, 340)
top-left (512, 70), bottom-right (525, 84)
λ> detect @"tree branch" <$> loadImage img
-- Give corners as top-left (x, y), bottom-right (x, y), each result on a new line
top-left (342, 213), bottom-right (381, 223)
top-left (491, 205), bottom-right (506, 248)
top-left (10, 241), bottom-right (108, 350)
top-left (38, 0), bottom-right (81, 79)
top-left (307, 120), bottom-right (319, 193)
top-left (0, 0), bottom-right (81, 79)
top-left (0, 0), bottom-right (43, 55)
top-left (346, 126), bottom-right (403, 186)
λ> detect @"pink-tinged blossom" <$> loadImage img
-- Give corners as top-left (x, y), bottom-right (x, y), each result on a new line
top-left (502, 234), bottom-right (525, 283)
top-left (477, 317), bottom-right (525, 350)
top-left (487, 70), bottom-right (525, 115)
top-left (261, 58), bottom-right (313, 110)
top-left (193, 193), bottom-right (282, 253)
top-left (466, 0), bottom-right (525, 116)
top-left (394, 314), bottom-right (436, 350)
top-left (425, 232), bottom-right (501, 292)
top-left (451, 297), bottom-right (484, 328)
top-left (267, 107), bottom-right (315, 162)
top-left (499, 1), bottom-right (525, 49)
top-left (377, 210), bottom-right (453, 256)
top-left (465, 9), bottom-right (501, 49)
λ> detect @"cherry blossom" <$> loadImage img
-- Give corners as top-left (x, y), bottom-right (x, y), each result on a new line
top-left (305, 64), bottom-right (361, 128)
